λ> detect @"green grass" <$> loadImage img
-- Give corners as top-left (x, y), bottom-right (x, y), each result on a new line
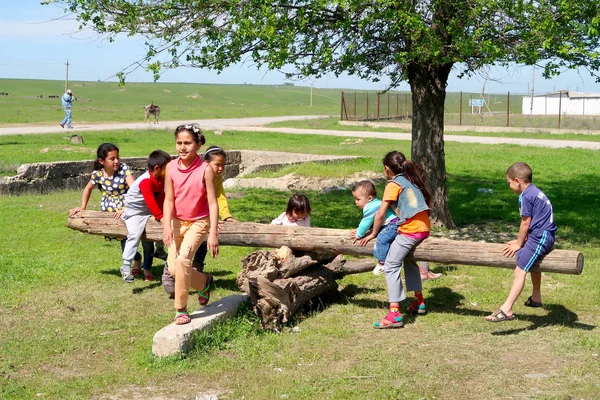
top-left (0, 129), bottom-right (599, 399)
top-left (268, 116), bottom-right (600, 141)
top-left (0, 78), bottom-right (340, 125)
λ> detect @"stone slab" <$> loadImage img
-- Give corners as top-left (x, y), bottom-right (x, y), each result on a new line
top-left (152, 294), bottom-right (249, 357)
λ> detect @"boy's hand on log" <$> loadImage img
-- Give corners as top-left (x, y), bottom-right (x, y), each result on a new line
top-left (69, 207), bottom-right (83, 216)
top-left (114, 210), bottom-right (124, 220)
top-left (503, 241), bottom-right (520, 258)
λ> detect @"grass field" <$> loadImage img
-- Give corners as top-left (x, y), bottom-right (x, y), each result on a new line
top-left (267, 117), bottom-right (600, 141)
top-left (0, 127), bottom-right (599, 399)
top-left (1, 78), bottom-right (528, 126)
top-left (0, 78), bottom-right (342, 125)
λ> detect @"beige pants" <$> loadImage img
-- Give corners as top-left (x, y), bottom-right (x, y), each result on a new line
top-left (167, 218), bottom-right (211, 310)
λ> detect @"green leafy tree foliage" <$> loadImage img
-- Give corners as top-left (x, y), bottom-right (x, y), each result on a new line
top-left (51, 0), bottom-right (600, 227)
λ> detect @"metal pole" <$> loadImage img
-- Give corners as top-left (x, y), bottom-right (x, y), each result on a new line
top-left (366, 93), bottom-right (369, 120)
top-left (65, 60), bottom-right (69, 92)
top-left (459, 91), bottom-right (463, 126)
top-left (353, 92), bottom-right (357, 121)
top-left (340, 91), bottom-right (344, 120)
top-left (377, 93), bottom-right (380, 120)
top-left (506, 91), bottom-right (510, 127)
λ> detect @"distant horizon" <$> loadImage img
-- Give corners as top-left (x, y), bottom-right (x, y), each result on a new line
top-left (0, 77), bottom-right (535, 96)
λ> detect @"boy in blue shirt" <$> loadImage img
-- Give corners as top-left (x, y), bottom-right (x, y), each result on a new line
top-left (351, 181), bottom-right (400, 275)
top-left (486, 162), bottom-right (557, 322)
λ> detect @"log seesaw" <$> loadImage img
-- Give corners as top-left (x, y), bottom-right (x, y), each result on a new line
top-left (67, 210), bottom-right (584, 330)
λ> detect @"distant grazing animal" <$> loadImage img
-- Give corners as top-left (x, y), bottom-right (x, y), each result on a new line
top-left (144, 102), bottom-right (161, 124)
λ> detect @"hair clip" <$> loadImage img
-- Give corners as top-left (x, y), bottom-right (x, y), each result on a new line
top-left (182, 124), bottom-right (201, 134)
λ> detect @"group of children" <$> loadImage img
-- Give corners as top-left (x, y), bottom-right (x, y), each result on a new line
top-left (70, 128), bottom-right (556, 328)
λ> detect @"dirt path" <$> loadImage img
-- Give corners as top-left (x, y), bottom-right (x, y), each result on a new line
top-left (1, 115), bottom-right (599, 150)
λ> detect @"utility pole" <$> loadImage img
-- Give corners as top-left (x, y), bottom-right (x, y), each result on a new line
top-left (65, 60), bottom-right (70, 92)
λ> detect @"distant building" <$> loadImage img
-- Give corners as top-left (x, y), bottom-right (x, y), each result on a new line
top-left (522, 91), bottom-right (600, 115)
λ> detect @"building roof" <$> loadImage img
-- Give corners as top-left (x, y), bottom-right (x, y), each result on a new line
top-left (532, 91), bottom-right (600, 98)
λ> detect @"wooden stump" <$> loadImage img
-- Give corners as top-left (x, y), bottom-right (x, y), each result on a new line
top-left (237, 247), bottom-right (373, 331)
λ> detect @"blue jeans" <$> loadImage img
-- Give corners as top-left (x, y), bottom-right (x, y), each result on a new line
top-left (373, 221), bottom-right (398, 262)
top-left (60, 108), bottom-right (72, 128)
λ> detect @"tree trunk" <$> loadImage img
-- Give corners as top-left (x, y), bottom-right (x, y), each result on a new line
top-left (66, 211), bottom-right (584, 275)
top-left (408, 61), bottom-right (455, 228)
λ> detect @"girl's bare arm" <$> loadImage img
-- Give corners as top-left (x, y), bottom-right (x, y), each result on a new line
top-left (162, 167), bottom-right (175, 247)
top-left (204, 166), bottom-right (219, 257)
top-left (69, 181), bottom-right (95, 216)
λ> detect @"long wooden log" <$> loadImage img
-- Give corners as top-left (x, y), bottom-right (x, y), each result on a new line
top-left (67, 210), bottom-right (584, 275)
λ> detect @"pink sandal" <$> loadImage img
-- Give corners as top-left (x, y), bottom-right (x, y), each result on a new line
top-left (174, 311), bottom-right (191, 325)
top-left (373, 311), bottom-right (404, 329)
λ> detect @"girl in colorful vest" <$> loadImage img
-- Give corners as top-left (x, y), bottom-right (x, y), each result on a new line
top-left (162, 125), bottom-right (219, 325)
top-left (358, 151), bottom-right (431, 329)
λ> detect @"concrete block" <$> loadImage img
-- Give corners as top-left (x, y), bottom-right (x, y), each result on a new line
top-left (152, 294), bottom-right (249, 357)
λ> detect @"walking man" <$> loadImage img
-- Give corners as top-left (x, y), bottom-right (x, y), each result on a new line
top-left (60, 89), bottom-right (76, 128)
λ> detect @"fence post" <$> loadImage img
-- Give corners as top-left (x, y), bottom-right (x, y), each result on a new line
top-left (459, 91), bottom-right (463, 126)
top-left (387, 93), bottom-right (390, 118)
top-left (366, 93), bottom-right (369, 120)
top-left (353, 92), bottom-right (357, 121)
top-left (340, 91), bottom-right (344, 120)
top-left (377, 93), bottom-right (381, 120)
top-left (506, 91), bottom-right (510, 127)
top-left (396, 94), bottom-right (399, 118)
top-left (558, 91), bottom-right (562, 129)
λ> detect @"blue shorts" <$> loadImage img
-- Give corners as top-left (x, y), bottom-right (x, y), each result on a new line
top-left (516, 231), bottom-right (555, 272)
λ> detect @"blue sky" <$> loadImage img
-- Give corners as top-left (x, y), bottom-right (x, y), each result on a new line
top-left (1, 0), bottom-right (599, 94)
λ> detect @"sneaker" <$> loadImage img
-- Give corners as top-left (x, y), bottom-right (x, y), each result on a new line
top-left (372, 263), bottom-right (385, 275)
top-left (60, 123), bottom-right (65, 128)
top-left (162, 266), bottom-right (175, 295)
top-left (120, 266), bottom-right (134, 283)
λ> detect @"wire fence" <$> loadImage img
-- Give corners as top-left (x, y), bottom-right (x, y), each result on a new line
top-left (340, 92), bottom-right (412, 121)
top-left (341, 91), bottom-right (600, 130)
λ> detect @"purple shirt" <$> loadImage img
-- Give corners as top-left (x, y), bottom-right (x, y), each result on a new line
top-left (519, 184), bottom-right (557, 239)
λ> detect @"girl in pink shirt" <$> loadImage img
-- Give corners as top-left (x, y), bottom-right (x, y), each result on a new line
top-left (162, 124), bottom-right (219, 325)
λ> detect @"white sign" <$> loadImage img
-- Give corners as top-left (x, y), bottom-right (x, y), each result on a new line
top-left (469, 99), bottom-right (484, 106)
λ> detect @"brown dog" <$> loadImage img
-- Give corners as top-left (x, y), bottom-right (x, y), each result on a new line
top-left (144, 103), bottom-right (161, 124)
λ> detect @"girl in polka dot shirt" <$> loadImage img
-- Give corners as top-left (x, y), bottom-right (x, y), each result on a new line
top-left (70, 143), bottom-right (144, 271)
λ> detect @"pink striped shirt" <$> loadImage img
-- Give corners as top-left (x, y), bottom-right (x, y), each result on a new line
top-left (169, 155), bottom-right (209, 221)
